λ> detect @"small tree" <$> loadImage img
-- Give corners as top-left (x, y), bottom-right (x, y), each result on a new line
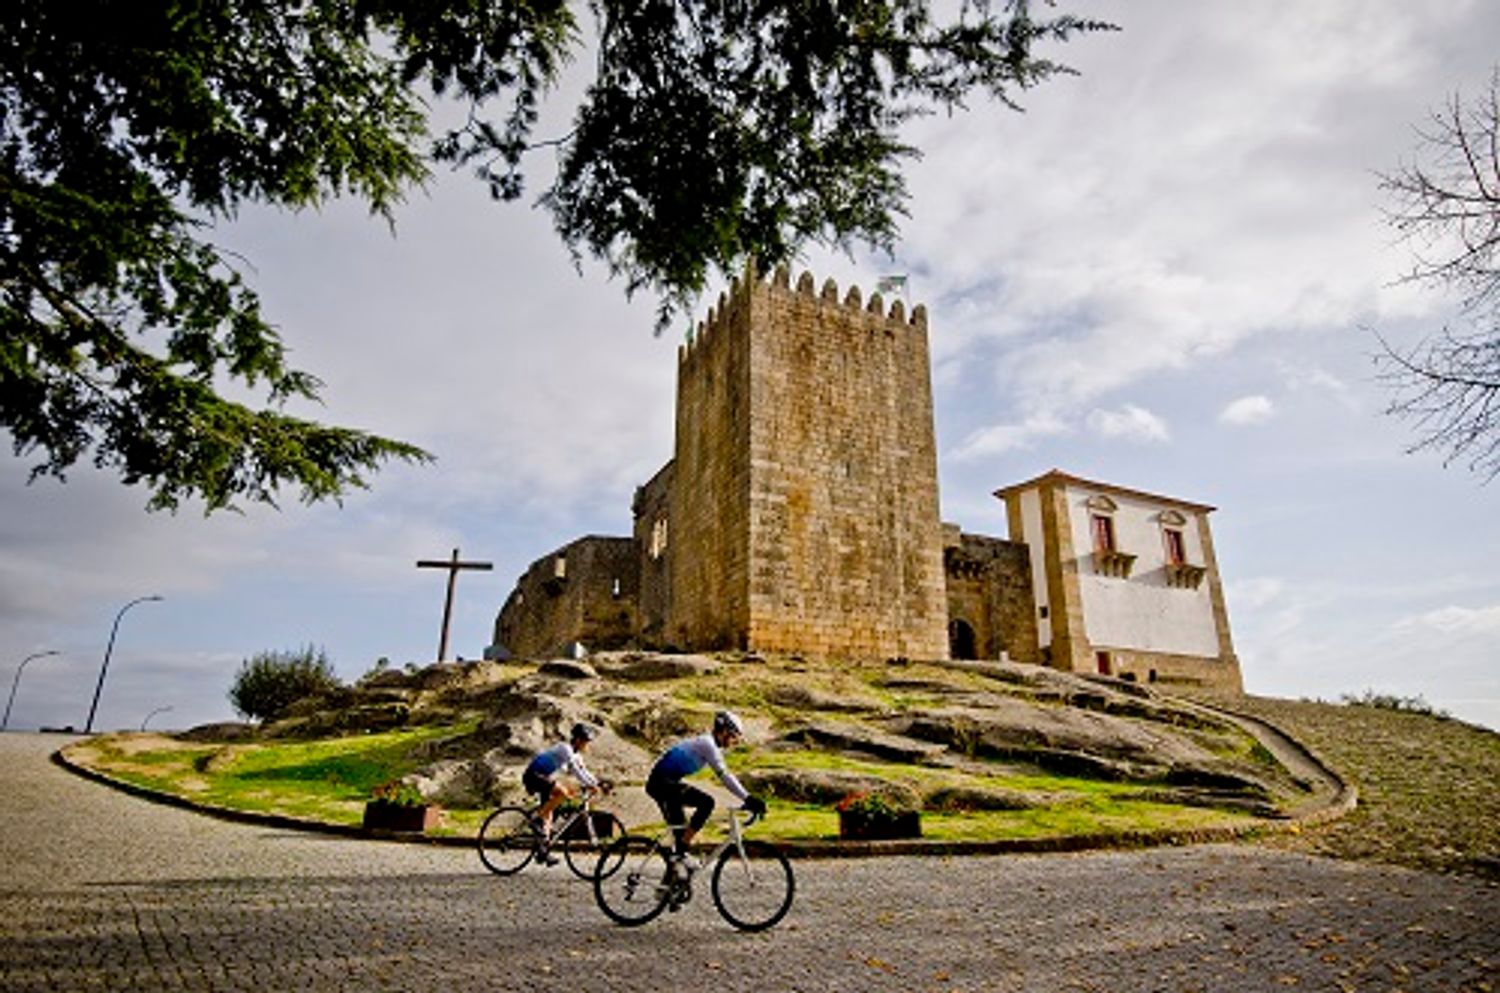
top-left (229, 645), bottom-right (342, 722)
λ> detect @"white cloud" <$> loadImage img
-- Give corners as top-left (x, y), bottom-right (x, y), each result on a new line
top-left (1276, 360), bottom-right (1359, 411)
top-left (1220, 395), bottom-right (1276, 426)
top-left (950, 411), bottom-right (1071, 461)
top-left (1394, 604), bottom-right (1500, 636)
top-left (879, 1), bottom-right (1496, 423)
top-left (1086, 404), bottom-right (1170, 443)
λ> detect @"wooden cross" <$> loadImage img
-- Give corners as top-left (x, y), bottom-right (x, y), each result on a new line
top-left (416, 548), bottom-right (493, 662)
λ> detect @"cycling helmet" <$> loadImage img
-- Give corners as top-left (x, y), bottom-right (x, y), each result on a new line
top-left (713, 710), bottom-right (745, 738)
top-left (570, 722), bottom-right (598, 743)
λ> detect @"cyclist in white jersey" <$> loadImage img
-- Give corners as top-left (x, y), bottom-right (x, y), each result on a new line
top-left (522, 723), bottom-right (601, 840)
top-left (646, 710), bottom-right (766, 864)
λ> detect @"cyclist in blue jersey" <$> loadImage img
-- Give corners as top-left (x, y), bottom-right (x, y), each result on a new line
top-left (523, 723), bottom-right (603, 845)
top-left (646, 710), bottom-right (766, 871)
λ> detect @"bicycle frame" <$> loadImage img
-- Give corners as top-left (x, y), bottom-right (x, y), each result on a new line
top-left (697, 806), bottom-right (755, 866)
top-left (533, 786), bottom-right (610, 846)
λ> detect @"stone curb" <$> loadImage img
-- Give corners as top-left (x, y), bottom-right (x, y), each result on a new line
top-left (52, 701), bottom-right (1358, 859)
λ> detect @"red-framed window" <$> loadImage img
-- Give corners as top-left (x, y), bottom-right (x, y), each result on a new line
top-left (1091, 514), bottom-right (1116, 553)
top-left (1163, 528), bottom-right (1186, 566)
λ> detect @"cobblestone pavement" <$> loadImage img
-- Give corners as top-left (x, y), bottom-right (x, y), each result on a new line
top-left (3, 734), bottom-right (1495, 992)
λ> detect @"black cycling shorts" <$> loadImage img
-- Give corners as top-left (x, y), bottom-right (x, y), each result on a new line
top-left (522, 768), bottom-right (555, 802)
top-left (645, 772), bottom-right (715, 840)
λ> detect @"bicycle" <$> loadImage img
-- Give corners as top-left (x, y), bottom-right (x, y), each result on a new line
top-left (591, 807), bottom-right (795, 931)
top-left (477, 785), bottom-right (624, 880)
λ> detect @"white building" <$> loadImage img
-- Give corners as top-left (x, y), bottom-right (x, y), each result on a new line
top-left (994, 470), bottom-right (1242, 691)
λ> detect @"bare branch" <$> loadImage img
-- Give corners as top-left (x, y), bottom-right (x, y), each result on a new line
top-left (1375, 68), bottom-right (1500, 481)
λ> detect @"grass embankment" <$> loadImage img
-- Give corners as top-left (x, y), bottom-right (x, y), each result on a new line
top-left (1215, 695), bottom-right (1500, 879)
top-left (67, 723), bottom-right (1254, 845)
top-left (66, 725), bottom-right (471, 829)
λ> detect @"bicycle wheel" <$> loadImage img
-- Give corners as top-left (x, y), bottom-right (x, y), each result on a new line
top-left (592, 835), bottom-right (672, 927)
top-left (476, 806), bottom-right (537, 876)
top-left (711, 840), bottom-right (795, 931)
top-left (563, 811), bottom-right (625, 880)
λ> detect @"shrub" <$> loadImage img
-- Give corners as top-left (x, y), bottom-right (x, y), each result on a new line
top-left (229, 645), bottom-right (342, 722)
top-left (1340, 690), bottom-right (1449, 719)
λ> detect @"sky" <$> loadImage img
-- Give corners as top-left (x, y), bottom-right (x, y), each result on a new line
top-left (3, 1), bottom-right (1497, 734)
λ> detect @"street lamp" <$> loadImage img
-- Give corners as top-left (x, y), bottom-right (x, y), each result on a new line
top-left (140, 705), bottom-right (173, 732)
top-left (84, 595), bottom-right (164, 734)
top-left (3, 650), bottom-right (60, 732)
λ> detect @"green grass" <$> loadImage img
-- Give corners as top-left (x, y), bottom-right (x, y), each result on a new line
top-left (75, 724), bottom-right (473, 827)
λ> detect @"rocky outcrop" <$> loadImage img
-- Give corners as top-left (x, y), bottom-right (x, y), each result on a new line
top-left (592, 652), bottom-right (723, 681)
top-left (218, 654), bottom-right (1305, 819)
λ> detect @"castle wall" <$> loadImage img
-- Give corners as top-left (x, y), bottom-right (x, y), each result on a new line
top-left (738, 269), bottom-right (948, 659)
top-left (632, 461), bottom-right (674, 648)
top-left (493, 536), bottom-right (639, 658)
top-left (943, 532), bottom-right (1040, 665)
top-left (666, 284), bottom-right (754, 649)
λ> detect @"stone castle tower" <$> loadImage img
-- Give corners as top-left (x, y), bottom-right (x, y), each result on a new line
top-left (494, 267), bottom-right (1242, 693)
top-left (644, 266), bottom-right (949, 657)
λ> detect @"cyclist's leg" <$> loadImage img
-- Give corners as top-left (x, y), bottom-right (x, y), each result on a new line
top-left (539, 780), bottom-right (572, 830)
top-left (678, 783), bottom-right (716, 852)
top-left (645, 773), bottom-right (689, 853)
top-left (522, 769), bottom-right (556, 831)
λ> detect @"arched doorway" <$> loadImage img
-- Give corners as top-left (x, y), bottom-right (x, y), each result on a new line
top-left (949, 619), bottom-right (978, 660)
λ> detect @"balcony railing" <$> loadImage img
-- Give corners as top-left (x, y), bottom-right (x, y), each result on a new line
top-left (1093, 549), bottom-right (1137, 579)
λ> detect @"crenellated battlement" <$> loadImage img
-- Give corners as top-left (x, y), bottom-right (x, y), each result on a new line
top-left (679, 264), bottom-right (928, 365)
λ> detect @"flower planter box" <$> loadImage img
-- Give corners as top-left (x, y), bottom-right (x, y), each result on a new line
top-left (838, 808), bottom-right (921, 841)
top-left (362, 800), bottom-right (441, 833)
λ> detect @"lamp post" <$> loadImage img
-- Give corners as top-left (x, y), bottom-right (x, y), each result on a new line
top-left (3, 650), bottom-right (60, 732)
top-left (85, 595), bottom-right (163, 734)
top-left (140, 705), bottom-right (173, 732)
